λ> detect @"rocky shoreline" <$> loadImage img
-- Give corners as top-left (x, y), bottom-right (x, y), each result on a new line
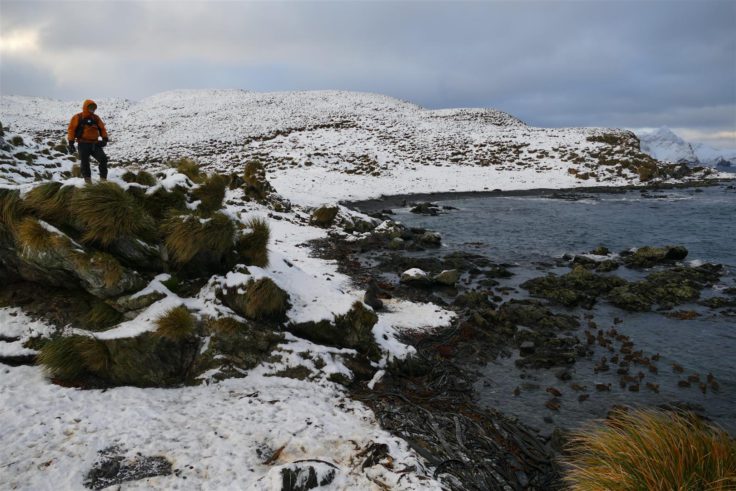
top-left (311, 186), bottom-right (736, 489)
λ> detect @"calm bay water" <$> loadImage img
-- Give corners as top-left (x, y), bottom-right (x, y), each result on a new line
top-left (393, 184), bottom-right (736, 434)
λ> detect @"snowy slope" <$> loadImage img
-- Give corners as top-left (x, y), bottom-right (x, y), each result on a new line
top-left (1, 89), bottom-right (676, 205)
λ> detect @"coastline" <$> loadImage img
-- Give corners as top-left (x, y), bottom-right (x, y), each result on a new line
top-left (344, 177), bottom-right (736, 212)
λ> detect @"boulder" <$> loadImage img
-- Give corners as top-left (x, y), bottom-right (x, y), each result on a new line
top-left (622, 245), bottom-right (688, 268)
top-left (112, 290), bottom-right (167, 313)
top-left (287, 302), bottom-right (380, 359)
top-left (310, 205), bottom-right (339, 227)
top-left (609, 264), bottom-right (722, 311)
top-left (400, 268), bottom-right (432, 287)
top-left (521, 266), bottom-right (627, 309)
top-left (418, 231), bottom-right (442, 246)
top-left (193, 318), bottom-right (283, 381)
top-left (433, 269), bottom-right (460, 286)
top-left (219, 277), bottom-right (291, 322)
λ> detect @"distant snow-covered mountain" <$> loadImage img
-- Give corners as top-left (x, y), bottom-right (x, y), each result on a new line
top-left (636, 127), bottom-right (735, 168)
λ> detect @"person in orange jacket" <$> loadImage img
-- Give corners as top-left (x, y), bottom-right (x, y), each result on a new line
top-left (67, 99), bottom-right (109, 183)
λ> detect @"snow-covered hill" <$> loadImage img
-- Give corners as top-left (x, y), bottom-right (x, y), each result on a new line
top-left (2, 89), bottom-right (714, 205)
top-left (636, 126), bottom-right (736, 168)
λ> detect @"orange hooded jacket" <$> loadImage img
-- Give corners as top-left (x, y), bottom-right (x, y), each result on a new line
top-left (67, 99), bottom-right (108, 144)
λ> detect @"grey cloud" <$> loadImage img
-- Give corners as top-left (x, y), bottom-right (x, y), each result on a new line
top-left (1, 0), bottom-right (734, 146)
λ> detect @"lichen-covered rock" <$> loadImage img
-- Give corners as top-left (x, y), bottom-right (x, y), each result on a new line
top-left (287, 302), bottom-right (380, 359)
top-left (609, 263), bottom-right (722, 311)
top-left (10, 224), bottom-right (145, 298)
top-left (193, 318), bottom-right (283, 381)
top-left (372, 220), bottom-right (405, 240)
top-left (622, 245), bottom-right (688, 268)
top-left (310, 205), bottom-right (339, 227)
top-left (433, 269), bottom-right (460, 286)
top-left (112, 290), bottom-right (167, 314)
top-left (400, 268), bottom-right (432, 287)
top-left (521, 266), bottom-right (627, 309)
top-left (497, 299), bottom-right (580, 331)
top-left (219, 277), bottom-right (291, 321)
top-left (387, 237), bottom-right (404, 250)
top-left (108, 237), bottom-right (164, 272)
top-left (419, 231), bottom-right (442, 246)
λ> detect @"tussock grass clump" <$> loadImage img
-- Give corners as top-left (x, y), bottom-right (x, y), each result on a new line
top-left (10, 135), bottom-right (24, 146)
top-left (135, 170), bottom-right (157, 186)
top-left (84, 301), bottom-right (123, 331)
top-left (123, 170), bottom-right (157, 187)
top-left (243, 160), bottom-right (273, 201)
top-left (236, 217), bottom-right (270, 267)
top-left (243, 277), bottom-right (289, 321)
top-left (16, 217), bottom-right (54, 251)
top-left (71, 181), bottom-right (155, 246)
top-left (171, 158), bottom-right (203, 182)
top-left (142, 187), bottom-right (188, 220)
top-left (38, 335), bottom-right (110, 379)
top-left (193, 173), bottom-right (227, 214)
top-left (154, 305), bottom-right (196, 340)
top-left (161, 212), bottom-right (235, 264)
top-left (203, 212), bottom-right (236, 253)
top-left (206, 317), bottom-right (245, 336)
top-left (160, 214), bottom-right (203, 263)
top-left (0, 188), bottom-right (26, 232)
top-left (71, 164), bottom-right (82, 178)
top-left (564, 408), bottom-right (736, 491)
top-left (23, 182), bottom-right (75, 224)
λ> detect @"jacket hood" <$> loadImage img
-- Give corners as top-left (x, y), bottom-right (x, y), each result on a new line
top-left (82, 99), bottom-right (97, 115)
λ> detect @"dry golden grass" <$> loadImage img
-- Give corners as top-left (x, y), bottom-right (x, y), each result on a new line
top-left (89, 252), bottom-right (124, 287)
top-left (71, 164), bottom-right (82, 178)
top-left (243, 277), bottom-right (289, 320)
top-left (563, 408), bottom-right (736, 491)
top-left (161, 212), bottom-right (234, 264)
top-left (172, 158), bottom-right (203, 183)
top-left (71, 181), bottom-right (155, 246)
top-left (202, 212), bottom-right (235, 255)
top-left (193, 173), bottom-right (228, 214)
top-left (85, 301), bottom-right (123, 331)
top-left (160, 214), bottom-right (205, 263)
top-left (236, 217), bottom-right (270, 267)
top-left (15, 217), bottom-right (54, 251)
top-left (122, 170), bottom-right (157, 186)
top-left (205, 317), bottom-right (245, 336)
top-left (0, 188), bottom-right (26, 231)
top-left (154, 305), bottom-right (196, 340)
top-left (38, 335), bottom-right (110, 379)
top-left (23, 182), bottom-right (75, 224)
top-left (142, 187), bottom-right (188, 220)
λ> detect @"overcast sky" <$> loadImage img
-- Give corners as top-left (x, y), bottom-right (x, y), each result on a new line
top-left (1, 0), bottom-right (735, 148)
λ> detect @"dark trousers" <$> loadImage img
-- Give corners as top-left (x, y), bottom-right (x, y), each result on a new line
top-left (78, 142), bottom-right (108, 179)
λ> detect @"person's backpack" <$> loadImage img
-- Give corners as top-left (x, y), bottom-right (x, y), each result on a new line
top-left (74, 113), bottom-right (102, 139)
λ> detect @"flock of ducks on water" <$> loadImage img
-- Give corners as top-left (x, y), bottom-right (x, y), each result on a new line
top-left (512, 314), bottom-right (721, 412)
